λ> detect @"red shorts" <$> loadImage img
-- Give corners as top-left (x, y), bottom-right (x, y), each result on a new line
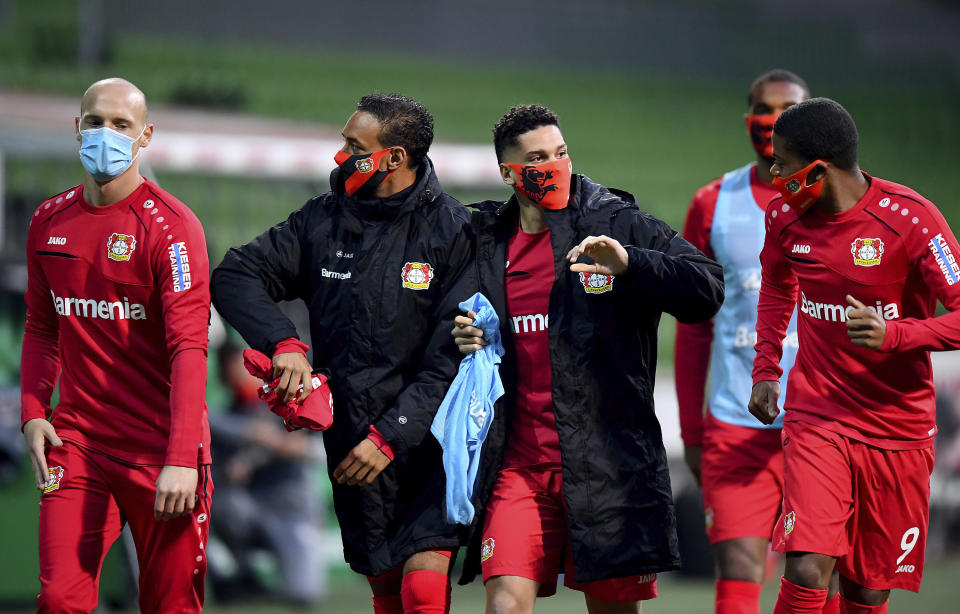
top-left (480, 466), bottom-right (657, 601)
top-left (774, 420), bottom-right (934, 592)
top-left (701, 412), bottom-right (784, 544)
top-left (38, 441), bottom-right (213, 613)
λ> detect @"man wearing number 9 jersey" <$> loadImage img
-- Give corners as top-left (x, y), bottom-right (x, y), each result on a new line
top-left (749, 98), bottom-right (960, 613)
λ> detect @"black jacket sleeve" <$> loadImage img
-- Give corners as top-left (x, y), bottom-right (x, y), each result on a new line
top-left (613, 208), bottom-right (724, 324)
top-left (211, 203), bottom-right (311, 354)
top-left (372, 210), bottom-right (474, 456)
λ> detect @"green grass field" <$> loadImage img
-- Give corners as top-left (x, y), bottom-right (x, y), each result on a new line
top-left (3, 463), bottom-right (960, 613)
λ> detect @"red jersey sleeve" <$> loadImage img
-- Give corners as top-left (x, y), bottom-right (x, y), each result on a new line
top-left (20, 206), bottom-right (62, 427)
top-left (882, 204), bottom-right (960, 352)
top-left (153, 212), bottom-right (211, 467)
top-left (674, 179), bottom-right (720, 447)
top-left (752, 200), bottom-right (799, 385)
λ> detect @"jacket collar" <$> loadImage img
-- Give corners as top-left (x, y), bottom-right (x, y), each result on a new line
top-left (330, 156), bottom-right (442, 220)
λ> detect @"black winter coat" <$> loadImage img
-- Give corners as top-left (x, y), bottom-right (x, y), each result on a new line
top-left (459, 175), bottom-right (724, 585)
top-left (211, 160), bottom-right (471, 576)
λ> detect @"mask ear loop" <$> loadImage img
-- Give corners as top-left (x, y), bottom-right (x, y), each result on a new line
top-left (129, 124), bottom-right (148, 165)
top-left (804, 162), bottom-right (826, 188)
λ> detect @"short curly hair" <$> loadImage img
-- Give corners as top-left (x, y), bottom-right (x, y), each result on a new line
top-left (357, 93), bottom-right (434, 168)
top-left (774, 97), bottom-right (859, 170)
top-left (747, 69), bottom-right (810, 107)
top-left (493, 104), bottom-right (560, 163)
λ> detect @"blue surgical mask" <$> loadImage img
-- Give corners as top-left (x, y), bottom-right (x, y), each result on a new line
top-left (78, 125), bottom-right (146, 181)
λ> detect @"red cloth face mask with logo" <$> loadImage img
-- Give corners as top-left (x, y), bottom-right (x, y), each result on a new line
top-left (772, 159), bottom-right (827, 213)
top-left (745, 113), bottom-right (779, 159)
top-left (334, 148), bottom-right (394, 197)
top-left (506, 158), bottom-right (572, 210)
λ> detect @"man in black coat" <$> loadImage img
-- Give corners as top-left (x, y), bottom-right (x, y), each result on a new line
top-left (212, 94), bottom-right (471, 614)
top-left (452, 105), bottom-right (724, 613)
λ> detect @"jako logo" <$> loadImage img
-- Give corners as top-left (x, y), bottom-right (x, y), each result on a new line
top-left (322, 268), bottom-right (351, 280)
top-left (791, 244), bottom-right (811, 254)
top-left (47, 236), bottom-right (67, 245)
top-left (896, 564), bottom-right (915, 573)
top-left (800, 291), bottom-right (900, 322)
top-left (50, 290), bottom-right (146, 320)
top-left (511, 313), bottom-right (548, 333)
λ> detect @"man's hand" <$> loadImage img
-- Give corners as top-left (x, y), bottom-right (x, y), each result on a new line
top-left (566, 235), bottom-right (629, 276)
top-left (684, 445), bottom-right (702, 486)
top-left (845, 295), bottom-right (886, 350)
top-left (748, 380), bottom-right (781, 425)
top-left (333, 438), bottom-right (391, 486)
top-left (23, 418), bottom-right (63, 490)
top-left (272, 351), bottom-right (313, 403)
top-left (154, 465), bottom-right (198, 520)
top-left (452, 310), bottom-right (486, 355)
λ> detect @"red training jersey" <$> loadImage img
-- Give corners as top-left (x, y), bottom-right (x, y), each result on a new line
top-left (674, 166), bottom-right (779, 446)
top-left (21, 180), bottom-right (212, 466)
top-left (502, 222), bottom-right (561, 468)
top-left (752, 174), bottom-right (960, 449)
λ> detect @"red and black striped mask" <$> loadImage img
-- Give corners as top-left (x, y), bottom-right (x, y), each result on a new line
top-left (334, 148), bottom-right (394, 197)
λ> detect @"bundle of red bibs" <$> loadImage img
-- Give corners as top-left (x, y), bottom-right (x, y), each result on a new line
top-left (241, 349), bottom-right (334, 432)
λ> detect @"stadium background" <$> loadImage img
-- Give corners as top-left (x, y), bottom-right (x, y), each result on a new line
top-left (1, 0), bottom-right (959, 611)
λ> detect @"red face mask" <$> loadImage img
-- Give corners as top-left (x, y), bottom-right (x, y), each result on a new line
top-left (334, 148), bottom-right (394, 197)
top-left (746, 113), bottom-right (779, 159)
top-left (506, 158), bottom-right (572, 210)
top-left (772, 159), bottom-right (827, 213)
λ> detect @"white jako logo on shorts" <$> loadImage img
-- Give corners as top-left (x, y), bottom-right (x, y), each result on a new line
top-left (784, 511), bottom-right (796, 535)
top-left (401, 262), bottom-right (433, 290)
top-left (896, 526), bottom-right (919, 572)
top-left (398, 416), bottom-right (407, 425)
top-left (197, 513), bottom-right (207, 523)
top-left (480, 538), bottom-right (495, 562)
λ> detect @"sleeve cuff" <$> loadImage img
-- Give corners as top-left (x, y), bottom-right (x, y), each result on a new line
top-left (163, 451), bottom-right (200, 468)
top-left (20, 402), bottom-right (49, 431)
top-left (752, 371), bottom-right (781, 387)
top-left (880, 320), bottom-right (900, 352)
top-left (272, 337), bottom-right (309, 357)
top-left (367, 425), bottom-right (395, 461)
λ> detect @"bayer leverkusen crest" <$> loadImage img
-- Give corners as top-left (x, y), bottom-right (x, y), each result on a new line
top-left (355, 157), bottom-right (375, 173)
top-left (107, 233), bottom-right (136, 262)
top-left (43, 466), bottom-right (64, 494)
top-left (851, 238), bottom-right (884, 267)
top-left (579, 271), bottom-right (614, 294)
top-left (784, 511), bottom-right (796, 535)
top-left (401, 262), bottom-right (433, 290)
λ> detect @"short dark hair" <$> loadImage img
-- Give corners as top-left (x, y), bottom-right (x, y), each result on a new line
top-left (774, 97), bottom-right (859, 170)
top-left (747, 69), bottom-right (810, 107)
top-left (356, 93), bottom-right (433, 168)
top-left (493, 104), bottom-right (560, 162)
